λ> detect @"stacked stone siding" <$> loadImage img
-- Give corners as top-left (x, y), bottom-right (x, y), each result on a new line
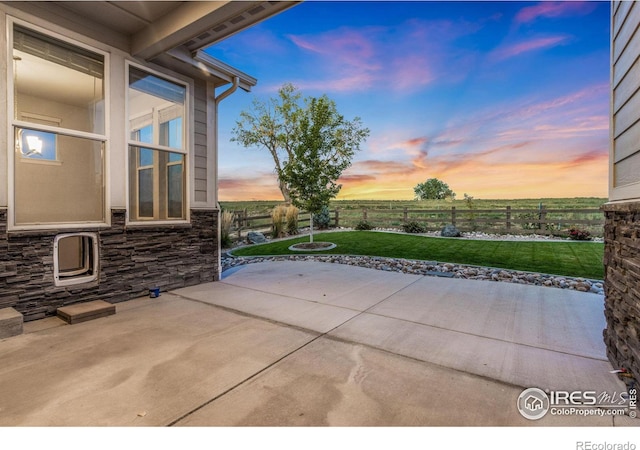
top-left (603, 201), bottom-right (640, 381)
top-left (0, 208), bottom-right (218, 321)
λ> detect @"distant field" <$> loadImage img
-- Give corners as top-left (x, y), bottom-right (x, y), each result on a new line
top-left (220, 197), bottom-right (607, 214)
top-left (220, 197), bottom-right (607, 237)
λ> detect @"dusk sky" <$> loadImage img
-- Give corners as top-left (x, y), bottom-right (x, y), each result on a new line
top-left (206, 1), bottom-right (611, 201)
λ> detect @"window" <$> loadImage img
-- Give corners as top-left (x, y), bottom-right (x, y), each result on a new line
top-left (53, 233), bottom-right (99, 286)
top-left (11, 25), bottom-right (106, 227)
top-left (128, 66), bottom-right (187, 221)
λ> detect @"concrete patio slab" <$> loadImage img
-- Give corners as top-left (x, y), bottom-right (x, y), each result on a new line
top-left (221, 260), bottom-right (422, 310)
top-left (175, 281), bottom-right (360, 333)
top-left (330, 313), bottom-right (620, 393)
top-left (0, 260), bottom-right (635, 427)
top-left (0, 295), bottom-right (316, 426)
top-left (175, 338), bottom-right (614, 427)
top-left (366, 275), bottom-right (607, 358)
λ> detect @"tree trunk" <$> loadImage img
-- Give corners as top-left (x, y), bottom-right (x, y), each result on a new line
top-left (309, 212), bottom-right (314, 243)
top-left (278, 178), bottom-right (291, 203)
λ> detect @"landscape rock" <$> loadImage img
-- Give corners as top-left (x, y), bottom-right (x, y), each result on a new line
top-left (247, 231), bottom-right (268, 244)
top-left (221, 253), bottom-right (604, 296)
top-left (441, 224), bottom-right (462, 237)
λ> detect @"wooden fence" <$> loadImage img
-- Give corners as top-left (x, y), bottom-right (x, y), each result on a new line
top-left (228, 205), bottom-right (604, 239)
top-left (350, 205), bottom-right (603, 236)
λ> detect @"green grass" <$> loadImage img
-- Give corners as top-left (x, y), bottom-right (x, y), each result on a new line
top-left (230, 231), bottom-right (605, 280)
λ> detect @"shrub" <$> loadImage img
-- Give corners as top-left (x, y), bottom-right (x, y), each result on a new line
top-left (220, 210), bottom-right (235, 248)
top-left (313, 205), bottom-right (331, 229)
top-left (285, 205), bottom-right (299, 235)
top-left (402, 221), bottom-right (426, 233)
top-left (355, 220), bottom-right (373, 230)
top-left (518, 212), bottom-right (541, 230)
top-left (568, 228), bottom-right (591, 241)
top-left (271, 205), bottom-right (288, 238)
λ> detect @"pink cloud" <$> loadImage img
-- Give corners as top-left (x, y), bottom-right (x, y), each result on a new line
top-left (390, 54), bottom-right (435, 91)
top-left (283, 14), bottom-right (491, 94)
top-left (515, 2), bottom-right (597, 24)
top-left (491, 35), bottom-right (570, 61)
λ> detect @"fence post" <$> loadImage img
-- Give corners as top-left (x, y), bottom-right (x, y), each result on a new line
top-left (403, 207), bottom-right (408, 223)
top-left (506, 206), bottom-right (511, 231)
top-left (539, 203), bottom-right (547, 233)
top-left (237, 209), bottom-right (244, 239)
top-left (451, 206), bottom-right (456, 226)
top-left (334, 208), bottom-right (340, 227)
top-left (363, 208), bottom-right (368, 222)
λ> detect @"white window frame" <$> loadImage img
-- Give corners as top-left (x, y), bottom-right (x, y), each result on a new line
top-left (6, 18), bottom-right (110, 231)
top-left (53, 232), bottom-right (99, 287)
top-left (125, 61), bottom-right (191, 225)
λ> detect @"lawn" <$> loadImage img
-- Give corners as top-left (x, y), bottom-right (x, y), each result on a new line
top-left (230, 231), bottom-right (605, 280)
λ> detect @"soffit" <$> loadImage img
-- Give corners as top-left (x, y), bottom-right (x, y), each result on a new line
top-left (55, 1), bottom-right (184, 36)
top-left (53, 1), bottom-right (298, 58)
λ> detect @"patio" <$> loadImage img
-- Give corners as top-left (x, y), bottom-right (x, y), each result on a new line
top-left (0, 261), bottom-right (634, 426)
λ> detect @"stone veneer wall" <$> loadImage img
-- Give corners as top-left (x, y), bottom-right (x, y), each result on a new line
top-left (603, 201), bottom-right (640, 381)
top-left (0, 208), bottom-right (218, 321)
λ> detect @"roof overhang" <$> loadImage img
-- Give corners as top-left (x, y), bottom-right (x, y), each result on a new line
top-left (164, 47), bottom-right (257, 91)
top-left (4, 1), bottom-right (300, 86)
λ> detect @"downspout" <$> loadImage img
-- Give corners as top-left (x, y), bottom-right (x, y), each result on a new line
top-left (214, 76), bottom-right (239, 280)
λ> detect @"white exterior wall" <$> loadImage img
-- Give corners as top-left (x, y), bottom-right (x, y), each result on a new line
top-left (1, 3), bottom-right (219, 226)
top-left (611, 1), bottom-right (640, 202)
top-left (0, 9), bottom-right (7, 209)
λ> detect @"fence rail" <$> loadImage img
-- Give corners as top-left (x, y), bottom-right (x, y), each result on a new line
top-left (228, 205), bottom-right (604, 240)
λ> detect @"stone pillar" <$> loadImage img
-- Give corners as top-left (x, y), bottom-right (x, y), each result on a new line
top-left (602, 201), bottom-right (640, 381)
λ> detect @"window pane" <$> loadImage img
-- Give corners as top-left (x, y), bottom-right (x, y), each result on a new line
top-left (132, 125), bottom-right (153, 146)
top-left (129, 67), bottom-right (185, 150)
top-left (15, 129), bottom-right (104, 224)
top-left (129, 147), bottom-right (185, 221)
top-left (139, 148), bottom-right (154, 167)
top-left (160, 117), bottom-right (183, 148)
top-left (168, 163), bottom-right (183, 218)
top-left (138, 168), bottom-right (154, 218)
top-left (17, 128), bottom-right (57, 161)
top-left (13, 26), bottom-right (105, 135)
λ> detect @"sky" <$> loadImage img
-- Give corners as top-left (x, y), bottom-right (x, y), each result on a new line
top-left (206, 1), bottom-right (611, 201)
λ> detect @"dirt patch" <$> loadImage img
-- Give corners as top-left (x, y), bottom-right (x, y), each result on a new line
top-left (289, 242), bottom-right (336, 251)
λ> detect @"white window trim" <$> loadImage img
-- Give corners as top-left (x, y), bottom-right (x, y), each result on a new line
top-left (53, 232), bottom-right (99, 287)
top-left (6, 17), bottom-right (111, 231)
top-left (125, 61), bottom-right (191, 226)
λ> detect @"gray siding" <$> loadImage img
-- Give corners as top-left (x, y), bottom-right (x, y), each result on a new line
top-left (193, 79), bottom-right (208, 203)
top-left (612, 1), bottom-right (640, 187)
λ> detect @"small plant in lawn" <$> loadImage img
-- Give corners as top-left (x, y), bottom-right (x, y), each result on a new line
top-left (355, 220), bottom-right (373, 230)
top-left (402, 221), bottom-right (427, 233)
top-left (313, 205), bottom-right (331, 229)
top-left (568, 228), bottom-right (591, 241)
top-left (220, 210), bottom-right (235, 248)
top-left (286, 205), bottom-right (299, 235)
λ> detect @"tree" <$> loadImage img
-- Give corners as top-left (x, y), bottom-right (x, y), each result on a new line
top-left (414, 178), bottom-right (456, 200)
top-left (281, 96), bottom-right (369, 242)
top-left (231, 83), bottom-right (302, 202)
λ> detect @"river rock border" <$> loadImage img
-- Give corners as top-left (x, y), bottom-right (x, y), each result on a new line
top-left (222, 254), bottom-right (604, 295)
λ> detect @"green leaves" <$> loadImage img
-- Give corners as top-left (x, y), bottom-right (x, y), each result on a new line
top-left (231, 83), bottom-right (369, 206)
top-left (281, 95), bottom-right (369, 215)
top-left (414, 178), bottom-right (456, 200)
